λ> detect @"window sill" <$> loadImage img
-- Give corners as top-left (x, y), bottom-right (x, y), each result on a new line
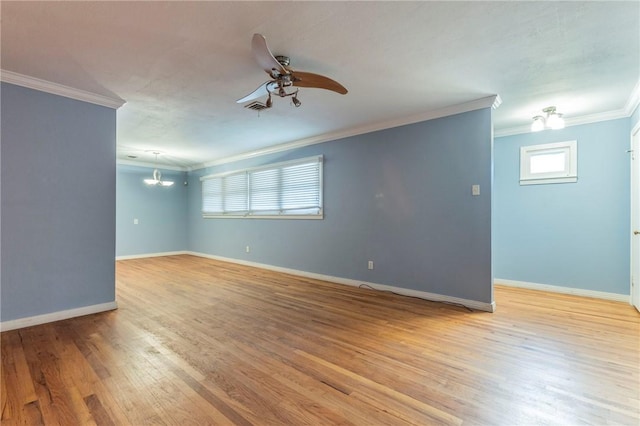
top-left (202, 214), bottom-right (323, 220)
top-left (520, 176), bottom-right (577, 186)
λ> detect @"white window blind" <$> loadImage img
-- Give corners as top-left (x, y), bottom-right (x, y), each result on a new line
top-left (201, 156), bottom-right (323, 219)
top-left (201, 177), bottom-right (222, 213)
top-left (250, 168), bottom-right (280, 213)
top-left (201, 172), bottom-right (248, 215)
top-left (223, 172), bottom-right (248, 214)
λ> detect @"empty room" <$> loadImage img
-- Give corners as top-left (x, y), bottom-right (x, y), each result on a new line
top-left (1, 2), bottom-right (639, 425)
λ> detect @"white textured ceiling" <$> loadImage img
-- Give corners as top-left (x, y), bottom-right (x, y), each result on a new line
top-left (2, 1), bottom-right (638, 169)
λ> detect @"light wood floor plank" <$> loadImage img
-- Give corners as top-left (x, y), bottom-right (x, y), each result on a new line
top-left (1, 254), bottom-right (638, 425)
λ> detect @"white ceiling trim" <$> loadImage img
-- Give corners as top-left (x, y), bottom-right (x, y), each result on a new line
top-left (496, 79), bottom-right (640, 138)
top-left (624, 78), bottom-right (640, 116)
top-left (0, 70), bottom-right (126, 109)
top-left (117, 159), bottom-right (186, 171)
top-left (193, 95), bottom-right (501, 171)
top-left (494, 108), bottom-right (632, 138)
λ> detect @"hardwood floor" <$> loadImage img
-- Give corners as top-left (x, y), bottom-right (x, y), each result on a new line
top-left (2, 254), bottom-right (639, 425)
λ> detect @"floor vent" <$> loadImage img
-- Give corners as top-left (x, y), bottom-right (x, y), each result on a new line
top-left (245, 101), bottom-right (269, 111)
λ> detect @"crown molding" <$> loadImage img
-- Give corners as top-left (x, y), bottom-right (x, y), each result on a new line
top-left (624, 78), bottom-right (640, 116)
top-left (491, 94), bottom-right (503, 110)
top-left (494, 108), bottom-right (632, 138)
top-left (193, 95), bottom-right (501, 170)
top-left (116, 159), bottom-right (187, 172)
top-left (1, 70), bottom-right (125, 109)
top-left (496, 79), bottom-right (640, 138)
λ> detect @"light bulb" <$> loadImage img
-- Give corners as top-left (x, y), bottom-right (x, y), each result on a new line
top-left (547, 113), bottom-right (565, 130)
top-left (547, 112), bottom-right (564, 130)
top-left (531, 116), bottom-right (545, 132)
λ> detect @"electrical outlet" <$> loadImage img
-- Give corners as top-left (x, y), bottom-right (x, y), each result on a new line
top-left (368, 260), bottom-right (374, 270)
top-left (472, 185), bottom-right (480, 196)
top-left (133, 218), bottom-right (139, 225)
top-left (246, 246), bottom-right (250, 253)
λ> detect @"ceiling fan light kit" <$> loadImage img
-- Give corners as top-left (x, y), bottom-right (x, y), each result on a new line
top-left (531, 106), bottom-right (565, 132)
top-left (238, 34), bottom-right (347, 110)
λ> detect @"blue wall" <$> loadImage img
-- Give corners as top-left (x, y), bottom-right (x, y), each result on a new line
top-left (188, 109), bottom-right (494, 304)
top-left (1, 83), bottom-right (117, 321)
top-left (3, 77), bottom-right (632, 323)
top-left (494, 118), bottom-right (630, 294)
top-left (116, 165), bottom-right (188, 257)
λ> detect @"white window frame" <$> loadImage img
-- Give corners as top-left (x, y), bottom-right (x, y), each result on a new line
top-left (520, 140), bottom-right (577, 185)
top-left (200, 155), bottom-right (323, 219)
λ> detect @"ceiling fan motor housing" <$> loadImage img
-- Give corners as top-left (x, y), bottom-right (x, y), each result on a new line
top-left (275, 55), bottom-right (290, 67)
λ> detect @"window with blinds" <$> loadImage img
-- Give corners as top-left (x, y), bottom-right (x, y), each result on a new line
top-left (200, 155), bottom-right (323, 219)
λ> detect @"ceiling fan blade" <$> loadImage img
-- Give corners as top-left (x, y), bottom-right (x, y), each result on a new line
top-left (252, 33), bottom-right (287, 76)
top-left (236, 81), bottom-right (273, 104)
top-left (291, 71), bottom-right (348, 95)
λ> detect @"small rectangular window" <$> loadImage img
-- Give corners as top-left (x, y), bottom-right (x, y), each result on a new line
top-left (520, 141), bottom-right (577, 185)
top-left (530, 151), bottom-right (565, 174)
top-left (200, 155), bottom-right (323, 219)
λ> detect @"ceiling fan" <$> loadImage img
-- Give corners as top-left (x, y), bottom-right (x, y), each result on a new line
top-left (237, 34), bottom-right (348, 109)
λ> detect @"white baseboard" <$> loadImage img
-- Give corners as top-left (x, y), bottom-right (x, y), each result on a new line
top-left (495, 278), bottom-right (630, 303)
top-left (0, 301), bottom-right (118, 332)
top-left (116, 250), bottom-right (188, 261)
top-left (187, 251), bottom-right (495, 312)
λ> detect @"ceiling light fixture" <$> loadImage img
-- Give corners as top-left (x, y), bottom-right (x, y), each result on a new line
top-left (531, 106), bottom-right (565, 132)
top-left (144, 152), bottom-right (174, 187)
top-left (259, 81), bottom-right (302, 109)
top-left (291, 91), bottom-right (301, 108)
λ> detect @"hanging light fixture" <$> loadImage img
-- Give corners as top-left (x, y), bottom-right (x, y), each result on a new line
top-left (531, 106), bottom-right (565, 132)
top-left (144, 152), bottom-right (174, 187)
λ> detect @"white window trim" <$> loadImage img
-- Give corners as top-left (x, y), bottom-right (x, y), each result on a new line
top-left (200, 155), bottom-right (323, 219)
top-left (520, 140), bottom-right (577, 186)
